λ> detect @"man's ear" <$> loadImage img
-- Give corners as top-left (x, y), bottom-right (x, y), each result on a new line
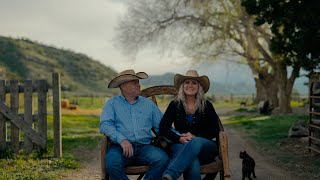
top-left (119, 84), bottom-right (124, 91)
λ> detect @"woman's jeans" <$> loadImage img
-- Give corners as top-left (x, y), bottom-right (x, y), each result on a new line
top-left (163, 137), bottom-right (219, 180)
top-left (105, 143), bottom-right (169, 180)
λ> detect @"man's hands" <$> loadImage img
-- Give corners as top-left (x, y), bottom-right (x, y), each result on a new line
top-left (179, 132), bottom-right (195, 144)
top-left (120, 140), bottom-right (133, 158)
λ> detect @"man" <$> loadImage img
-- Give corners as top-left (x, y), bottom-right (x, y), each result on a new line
top-left (100, 69), bottom-right (169, 180)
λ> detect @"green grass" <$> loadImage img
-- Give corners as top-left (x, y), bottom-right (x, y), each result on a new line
top-left (290, 100), bottom-right (304, 107)
top-left (224, 114), bottom-right (320, 179)
top-left (225, 115), bottom-right (305, 144)
top-left (1, 114), bottom-right (101, 179)
top-left (47, 115), bottom-right (101, 159)
top-left (0, 149), bottom-right (79, 180)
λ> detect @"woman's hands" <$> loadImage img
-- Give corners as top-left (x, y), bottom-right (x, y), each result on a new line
top-left (179, 132), bottom-right (195, 144)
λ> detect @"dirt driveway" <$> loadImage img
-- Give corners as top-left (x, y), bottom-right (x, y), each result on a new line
top-left (61, 107), bottom-right (297, 180)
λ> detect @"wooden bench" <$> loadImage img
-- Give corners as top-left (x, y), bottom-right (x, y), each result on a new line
top-left (100, 85), bottom-right (230, 180)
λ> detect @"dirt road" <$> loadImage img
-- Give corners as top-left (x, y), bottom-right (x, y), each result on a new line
top-left (223, 128), bottom-right (297, 180)
top-left (61, 107), bottom-right (297, 180)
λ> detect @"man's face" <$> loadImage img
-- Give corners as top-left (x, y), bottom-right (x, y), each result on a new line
top-left (120, 79), bottom-right (141, 97)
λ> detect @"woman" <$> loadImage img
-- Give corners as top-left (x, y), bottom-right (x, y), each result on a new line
top-left (160, 70), bottom-right (220, 180)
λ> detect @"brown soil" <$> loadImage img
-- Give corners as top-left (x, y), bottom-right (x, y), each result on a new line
top-left (60, 106), bottom-right (318, 180)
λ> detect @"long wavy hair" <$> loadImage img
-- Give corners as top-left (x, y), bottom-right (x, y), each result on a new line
top-left (174, 81), bottom-right (206, 113)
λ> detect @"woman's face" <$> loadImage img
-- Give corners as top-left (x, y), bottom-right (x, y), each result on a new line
top-left (183, 79), bottom-right (199, 97)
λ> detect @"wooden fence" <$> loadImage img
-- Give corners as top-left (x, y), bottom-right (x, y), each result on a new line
top-left (309, 80), bottom-right (320, 154)
top-left (0, 73), bottom-right (61, 157)
top-left (0, 80), bottom-right (47, 153)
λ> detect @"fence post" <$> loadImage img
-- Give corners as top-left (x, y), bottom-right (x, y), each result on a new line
top-left (37, 80), bottom-right (47, 150)
top-left (24, 80), bottom-right (33, 153)
top-left (0, 80), bottom-right (6, 150)
top-left (230, 93), bottom-right (233, 104)
top-left (10, 80), bottom-right (19, 153)
top-left (52, 73), bottom-right (62, 158)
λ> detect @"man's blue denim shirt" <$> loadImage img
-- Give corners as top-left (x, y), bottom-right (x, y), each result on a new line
top-left (100, 95), bottom-right (163, 145)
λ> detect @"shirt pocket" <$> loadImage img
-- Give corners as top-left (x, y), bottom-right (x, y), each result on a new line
top-left (136, 111), bottom-right (153, 128)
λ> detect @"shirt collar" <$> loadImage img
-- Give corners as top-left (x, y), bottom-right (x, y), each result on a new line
top-left (120, 95), bottom-right (140, 104)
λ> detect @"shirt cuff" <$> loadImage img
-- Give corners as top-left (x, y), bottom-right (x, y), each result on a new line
top-left (116, 135), bottom-right (127, 144)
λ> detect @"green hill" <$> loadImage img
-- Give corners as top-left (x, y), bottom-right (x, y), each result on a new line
top-left (0, 36), bottom-right (117, 94)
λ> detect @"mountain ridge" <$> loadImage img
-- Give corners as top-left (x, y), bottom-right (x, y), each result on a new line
top-left (0, 36), bottom-right (117, 94)
top-left (143, 72), bottom-right (308, 96)
top-left (142, 72), bottom-right (256, 95)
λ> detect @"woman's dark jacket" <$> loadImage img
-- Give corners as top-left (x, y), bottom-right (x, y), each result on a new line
top-left (159, 100), bottom-right (220, 143)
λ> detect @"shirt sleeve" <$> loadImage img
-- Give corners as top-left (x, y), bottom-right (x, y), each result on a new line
top-left (99, 99), bottom-right (127, 144)
top-left (151, 101), bottom-right (164, 135)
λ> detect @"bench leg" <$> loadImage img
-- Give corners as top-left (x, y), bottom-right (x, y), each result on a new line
top-left (137, 173), bottom-right (145, 180)
top-left (220, 171), bottom-right (224, 180)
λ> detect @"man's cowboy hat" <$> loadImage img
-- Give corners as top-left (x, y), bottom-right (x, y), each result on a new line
top-left (108, 69), bottom-right (148, 88)
top-left (174, 70), bottom-right (210, 93)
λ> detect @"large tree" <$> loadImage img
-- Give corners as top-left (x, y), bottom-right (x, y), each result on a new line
top-left (242, 0), bottom-right (320, 74)
top-left (115, 0), bottom-right (305, 112)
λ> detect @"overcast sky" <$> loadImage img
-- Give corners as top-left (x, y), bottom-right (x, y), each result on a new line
top-left (0, 0), bottom-right (260, 89)
top-left (0, 0), bottom-right (201, 75)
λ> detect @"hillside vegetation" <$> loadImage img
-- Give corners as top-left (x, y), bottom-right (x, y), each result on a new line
top-left (0, 36), bottom-right (117, 94)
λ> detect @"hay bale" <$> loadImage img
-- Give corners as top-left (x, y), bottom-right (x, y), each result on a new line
top-left (69, 105), bottom-right (79, 110)
top-left (61, 99), bottom-right (70, 109)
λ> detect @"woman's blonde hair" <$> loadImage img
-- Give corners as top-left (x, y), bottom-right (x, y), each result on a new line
top-left (174, 80), bottom-right (206, 113)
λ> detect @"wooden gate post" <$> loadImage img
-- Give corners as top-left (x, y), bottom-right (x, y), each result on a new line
top-left (24, 80), bottom-right (33, 153)
top-left (52, 73), bottom-right (62, 158)
top-left (38, 80), bottom-right (48, 149)
top-left (0, 80), bottom-right (6, 150)
top-left (10, 80), bottom-right (19, 153)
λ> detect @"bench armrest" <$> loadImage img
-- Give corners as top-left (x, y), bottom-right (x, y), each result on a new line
top-left (219, 131), bottom-right (230, 179)
top-left (101, 136), bottom-right (108, 180)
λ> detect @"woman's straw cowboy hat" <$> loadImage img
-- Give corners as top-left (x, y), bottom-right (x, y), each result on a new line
top-left (174, 70), bottom-right (210, 93)
top-left (108, 69), bottom-right (148, 88)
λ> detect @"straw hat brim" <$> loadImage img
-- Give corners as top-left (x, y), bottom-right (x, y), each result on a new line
top-left (108, 72), bottom-right (148, 88)
top-left (174, 74), bottom-right (210, 93)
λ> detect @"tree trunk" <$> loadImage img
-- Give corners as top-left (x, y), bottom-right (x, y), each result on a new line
top-left (242, 11), bottom-right (279, 108)
top-left (278, 85), bottom-right (292, 113)
top-left (265, 80), bottom-right (278, 107)
top-left (254, 75), bottom-right (278, 107)
top-left (254, 78), bottom-right (267, 103)
top-left (275, 63), bottom-right (299, 113)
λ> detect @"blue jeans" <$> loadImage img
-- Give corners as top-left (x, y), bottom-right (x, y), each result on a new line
top-left (163, 137), bottom-right (219, 180)
top-left (105, 143), bottom-right (169, 180)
